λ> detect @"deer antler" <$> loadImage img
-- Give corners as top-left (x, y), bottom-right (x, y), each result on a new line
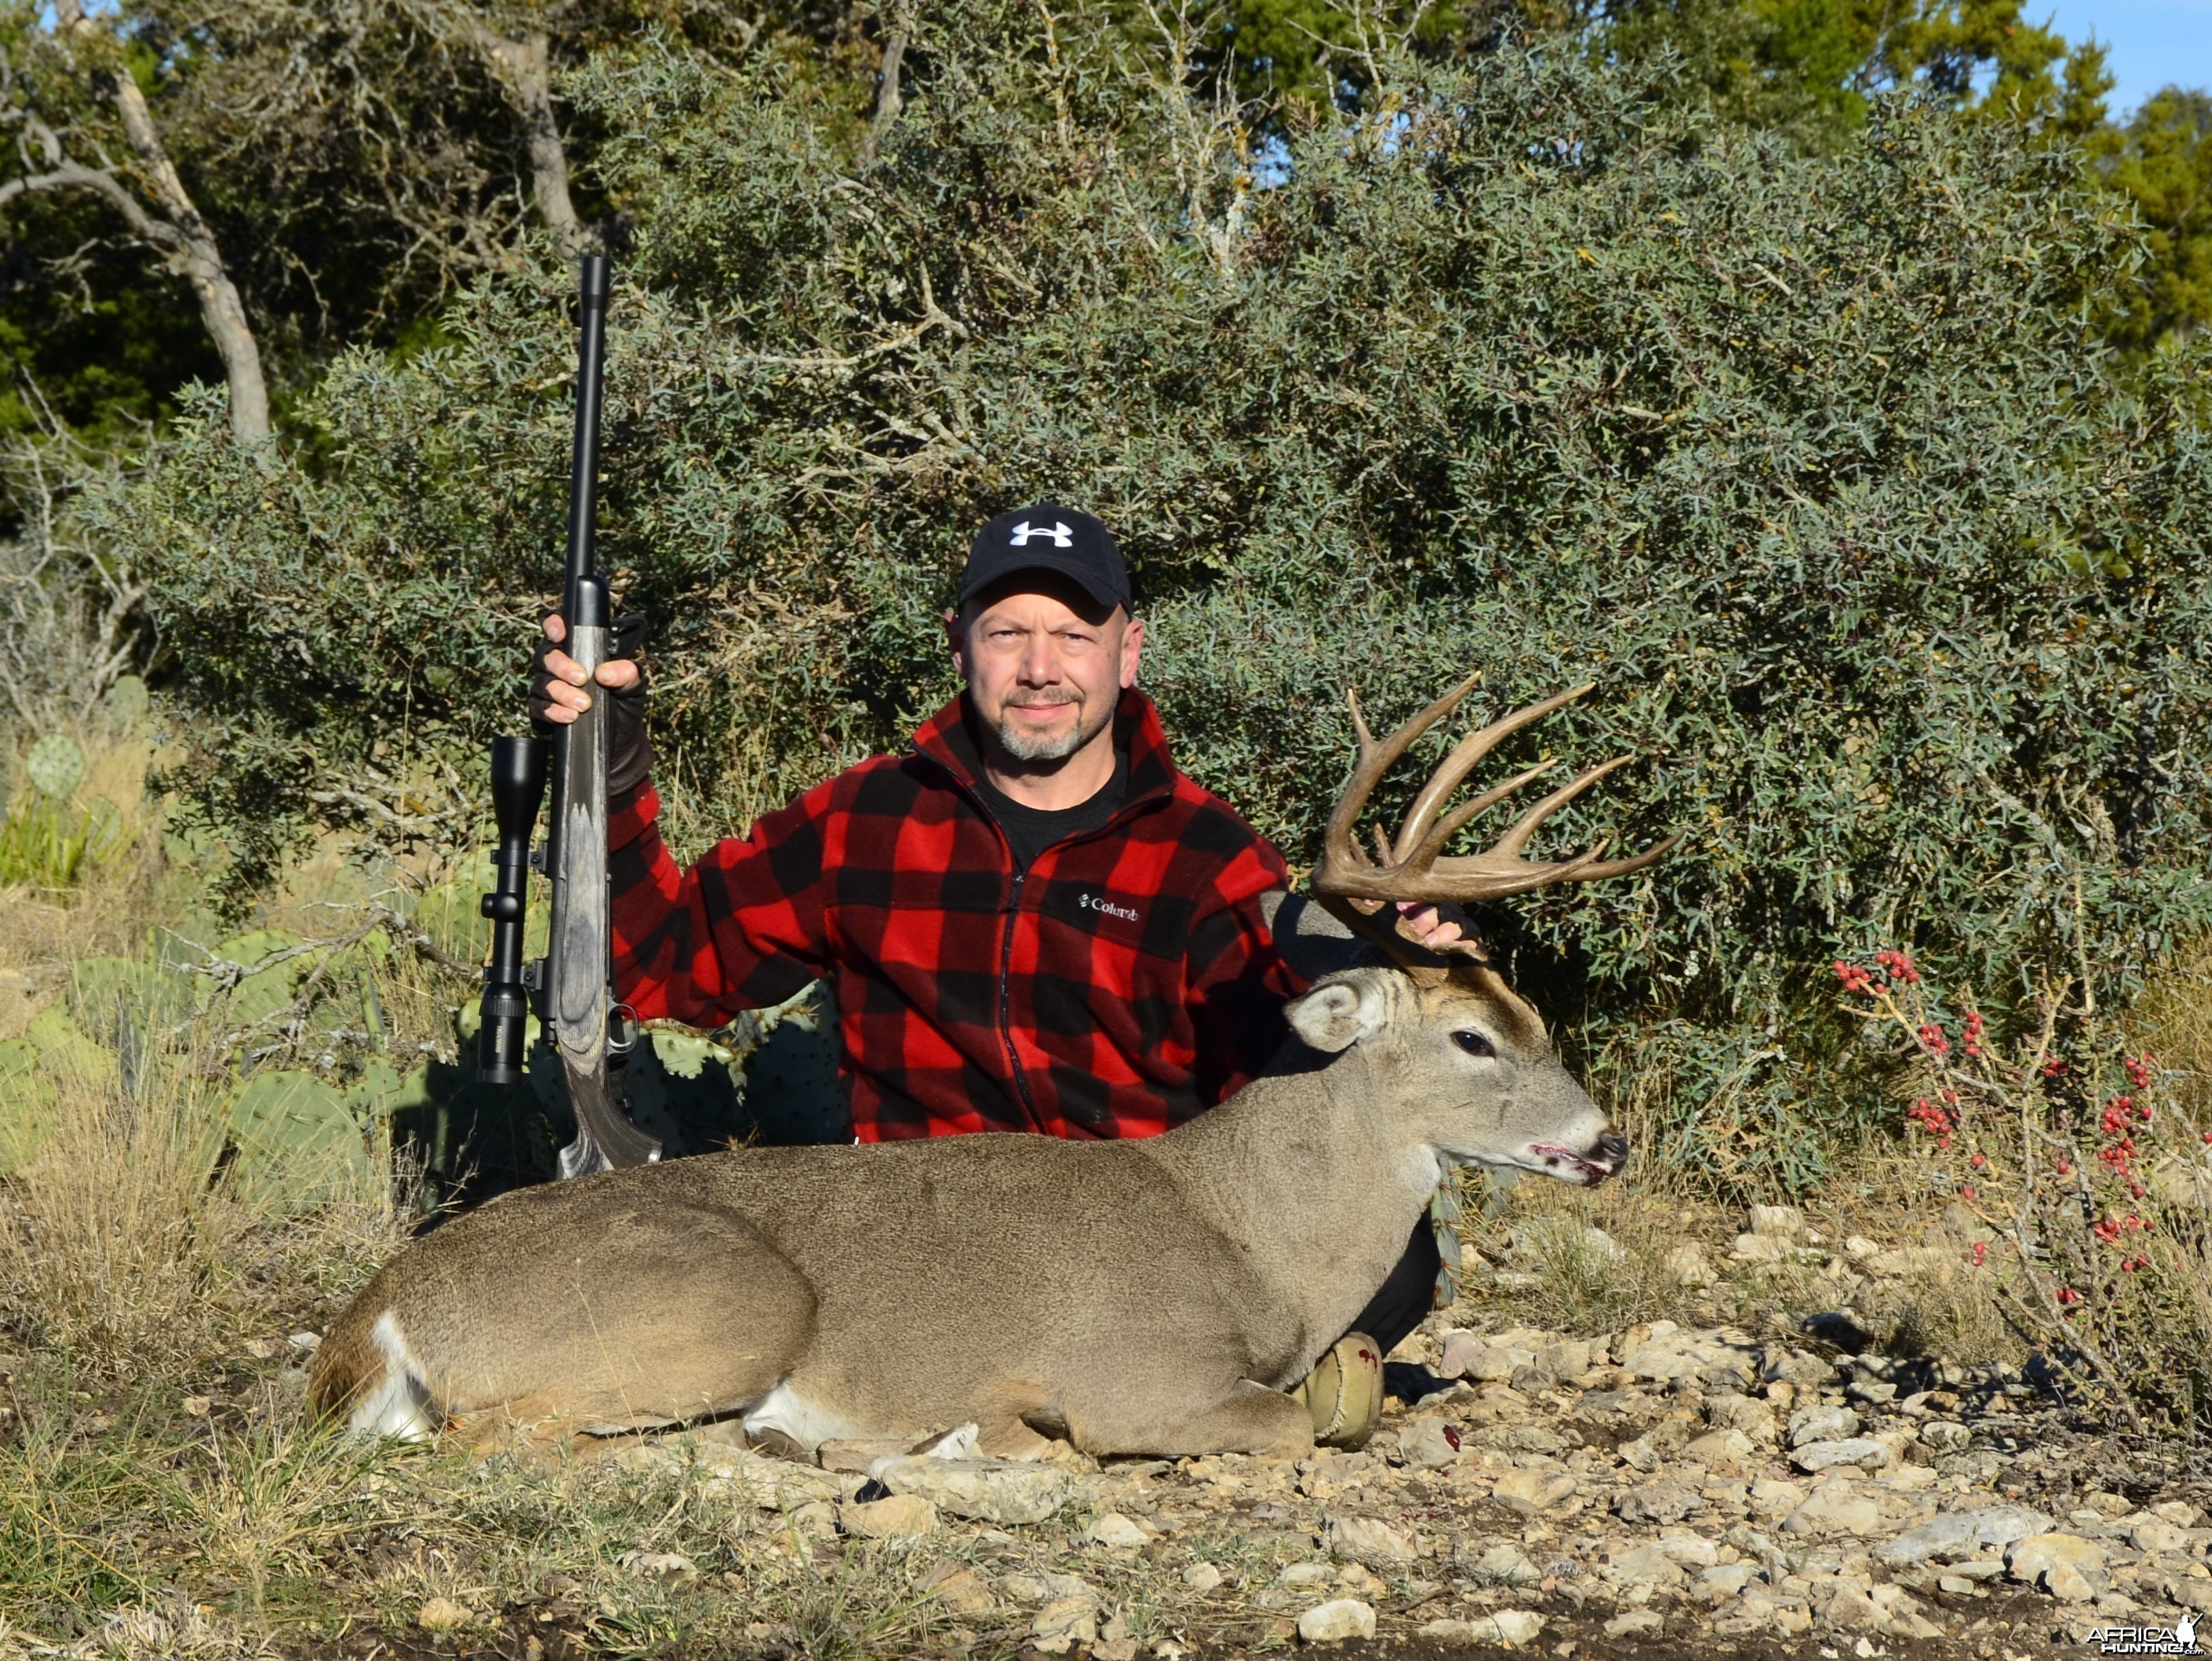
top-left (1308, 677), bottom-right (1680, 978)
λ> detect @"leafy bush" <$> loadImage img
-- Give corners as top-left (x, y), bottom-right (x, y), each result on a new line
top-left (76, 7), bottom-right (2212, 1190)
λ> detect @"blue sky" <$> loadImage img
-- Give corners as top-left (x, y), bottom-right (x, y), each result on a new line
top-left (2038, 0), bottom-right (2212, 114)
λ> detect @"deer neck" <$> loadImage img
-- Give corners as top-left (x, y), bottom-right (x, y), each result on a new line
top-left (1139, 1042), bottom-right (1445, 1367)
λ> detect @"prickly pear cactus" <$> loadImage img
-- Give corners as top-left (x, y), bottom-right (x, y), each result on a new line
top-left (25, 733), bottom-right (84, 800)
top-left (223, 1070), bottom-right (371, 1213)
top-left (108, 675), bottom-right (150, 728)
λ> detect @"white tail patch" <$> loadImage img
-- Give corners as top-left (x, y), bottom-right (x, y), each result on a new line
top-left (349, 1310), bottom-right (437, 1440)
top-left (741, 1380), bottom-right (860, 1453)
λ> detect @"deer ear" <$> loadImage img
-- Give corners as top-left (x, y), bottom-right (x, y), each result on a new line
top-left (1285, 973), bottom-right (1386, 1053)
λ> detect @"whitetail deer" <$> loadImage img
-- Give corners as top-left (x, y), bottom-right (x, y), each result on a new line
top-left (311, 679), bottom-right (1674, 1459)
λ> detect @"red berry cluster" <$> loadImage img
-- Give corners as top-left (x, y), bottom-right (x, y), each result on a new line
top-left (1875, 948), bottom-right (1918, 983)
top-left (1962, 1010), bottom-right (1984, 1059)
top-left (1918, 1021), bottom-right (1950, 1057)
top-left (1833, 960), bottom-right (1874, 995)
top-left (1907, 1096), bottom-right (1955, 1147)
top-left (2123, 1056), bottom-right (2153, 1091)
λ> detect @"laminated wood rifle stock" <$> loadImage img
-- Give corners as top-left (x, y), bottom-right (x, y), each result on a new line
top-left (476, 253), bottom-right (661, 1177)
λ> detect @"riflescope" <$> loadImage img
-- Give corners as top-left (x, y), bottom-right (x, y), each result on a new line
top-left (476, 733), bottom-right (549, 1085)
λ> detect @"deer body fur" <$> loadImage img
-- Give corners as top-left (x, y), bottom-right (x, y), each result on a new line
top-left (311, 963), bottom-right (1624, 1459)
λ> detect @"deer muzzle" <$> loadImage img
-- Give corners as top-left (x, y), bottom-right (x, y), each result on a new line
top-left (1527, 1127), bottom-right (1629, 1186)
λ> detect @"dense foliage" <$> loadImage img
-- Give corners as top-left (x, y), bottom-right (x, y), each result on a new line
top-left (78, 7), bottom-right (2212, 1190)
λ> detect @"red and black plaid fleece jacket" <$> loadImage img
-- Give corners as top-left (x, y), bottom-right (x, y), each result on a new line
top-left (606, 688), bottom-right (1307, 1141)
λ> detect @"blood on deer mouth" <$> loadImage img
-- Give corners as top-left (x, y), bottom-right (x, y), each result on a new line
top-left (1528, 1141), bottom-right (1617, 1183)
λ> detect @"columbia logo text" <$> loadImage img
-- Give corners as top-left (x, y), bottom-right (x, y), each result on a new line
top-left (1080, 892), bottom-right (1138, 922)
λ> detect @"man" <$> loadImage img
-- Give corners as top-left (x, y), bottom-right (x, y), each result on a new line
top-left (534, 504), bottom-right (1457, 1444)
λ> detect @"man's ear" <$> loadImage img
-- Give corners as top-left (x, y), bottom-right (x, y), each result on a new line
top-left (944, 607), bottom-right (967, 675)
top-left (1284, 971), bottom-right (1388, 1053)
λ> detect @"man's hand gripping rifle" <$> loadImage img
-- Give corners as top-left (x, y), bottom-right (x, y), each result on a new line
top-left (476, 253), bottom-right (662, 1178)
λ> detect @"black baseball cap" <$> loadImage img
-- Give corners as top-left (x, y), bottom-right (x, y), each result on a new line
top-left (956, 503), bottom-right (1131, 615)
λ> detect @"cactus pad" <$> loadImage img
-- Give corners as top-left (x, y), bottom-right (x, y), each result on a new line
top-left (25, 734), bottom-right (84, 800)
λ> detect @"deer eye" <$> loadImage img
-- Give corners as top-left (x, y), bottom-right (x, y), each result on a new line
top-left (1452, 1030), bottom-right (1496, 1059)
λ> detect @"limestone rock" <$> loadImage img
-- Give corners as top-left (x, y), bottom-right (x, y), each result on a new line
top-left (1604, 1609), bottom-right (1666, 1639)
top-left (1790, 1437), bottom-right (1892, 1474)
top-left (918, 1563), bottom-right (999, 1616)
top-left (1685, 1427), bottom-right (1757, 1465)
top-left (868, 1454), bottom-right (1071, 1525)
top-left (1750, 1478), bottom-right (1807, 1521)
top-left (1730, 1232), bottom-right (1796, 1262)
top-left (1708, 1393), bottom-right (1780, 1443)
top-left (1085, 1512), bottom-right (1151, 1547)
top-left (1296, 1598), bottom-right (1377, 1644)
top-left (1031, 1594), bottom-right (1100, 1654)
top-left (689, 1444), bottom-right (849, 1509)
top-left (1822, 1587), bottom-right (1890, 1630)
top-left (1183, 1562), bottom-right (1224, 1592)
top-left (2134, 1519), bottom-right (2190, 1554)
top-left (1664, 1243), bottom-right (1717, 1288)
top-left (1399, 1416), bottom-right (1465, 1470)
top-left (1787, 1403), bottom-right (1861, 1446)
top-left (1748, 1203), bottom-right (1805, 1237)
top-left (839, 1493), bottom-right (938, 1539)
top-left (617, 1550), bottom-right (697, 1581)
top-left (1918, 1418), bottom-right (1973, 1453)
top-left (1877, 1504), bottom-right (2057, 1566)
top-left (1602, 1544), bottom-right (1688, 1590)
top-left (1762, 1347), bottom-right (1839, 1387)
top-left (1492, 1466), bottom-right (1577, 1515)
top-left (1781, 1483), bottom-right (1882, 1537)
top-left (1615, 1482), bottom-right (1699, 1525)
top-left (1701, 1563), bottom-right (1754, 1600)
top-left (1463, 1540), bottom-right (1542, 1585)
top-left (1483, 1610), bottom-right (1546, 1647)
top-left (2008, 1533), bottom-right (2105, 1601)
top-left (1326, 1513), bottom-right (1418, 1566)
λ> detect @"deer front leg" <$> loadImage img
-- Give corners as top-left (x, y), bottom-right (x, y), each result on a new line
top-left (1074, 1380), bottom-right (1314, 1459)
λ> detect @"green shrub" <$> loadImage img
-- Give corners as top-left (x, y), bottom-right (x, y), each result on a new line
top-left (75, 10), bottom-right (2212, 1190)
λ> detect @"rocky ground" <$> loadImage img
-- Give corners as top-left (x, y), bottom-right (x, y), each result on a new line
top-left (19, 1196), bottom-right (2199, 1660)
top-left (452, 1200), bottom-right (2206, 1660)
top-left (570, 1305), bottom-right (2198, 1660)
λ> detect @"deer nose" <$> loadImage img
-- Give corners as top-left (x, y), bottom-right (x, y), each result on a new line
top-left (1593, 1131), bottom-right (1629, 1171)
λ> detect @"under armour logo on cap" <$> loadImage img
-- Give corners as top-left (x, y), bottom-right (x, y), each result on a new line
top-left (959, 503), bottom-right (1131, 614)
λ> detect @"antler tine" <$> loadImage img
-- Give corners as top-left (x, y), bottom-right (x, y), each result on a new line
top-left (1488, 754), bottom-right (1634, 859)
top-left (1398, 758), bottom-right (1555, 875)
top-left (1318, 672), bottom-right (1480, 881)
top-left (1390, 683), bottom-right (1595, 865)
top-left (1309, 676), bottom-right (1679, 924)
top-left (1425, 828), bottom-right (1687, 901)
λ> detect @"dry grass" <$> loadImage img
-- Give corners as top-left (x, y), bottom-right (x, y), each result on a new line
top-left (2137, 934), bottom-right (2212, 1132)
top-left (1453, 1139), bottom-right (2044, 1371)
top-left (1454, 1166), bottom-right (1717, 1337)
top-left (0, 1053), bottom-right (251, 1382)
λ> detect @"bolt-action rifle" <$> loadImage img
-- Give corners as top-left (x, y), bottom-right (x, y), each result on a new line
top-left (475, 253), bottom-right (662, 1178)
